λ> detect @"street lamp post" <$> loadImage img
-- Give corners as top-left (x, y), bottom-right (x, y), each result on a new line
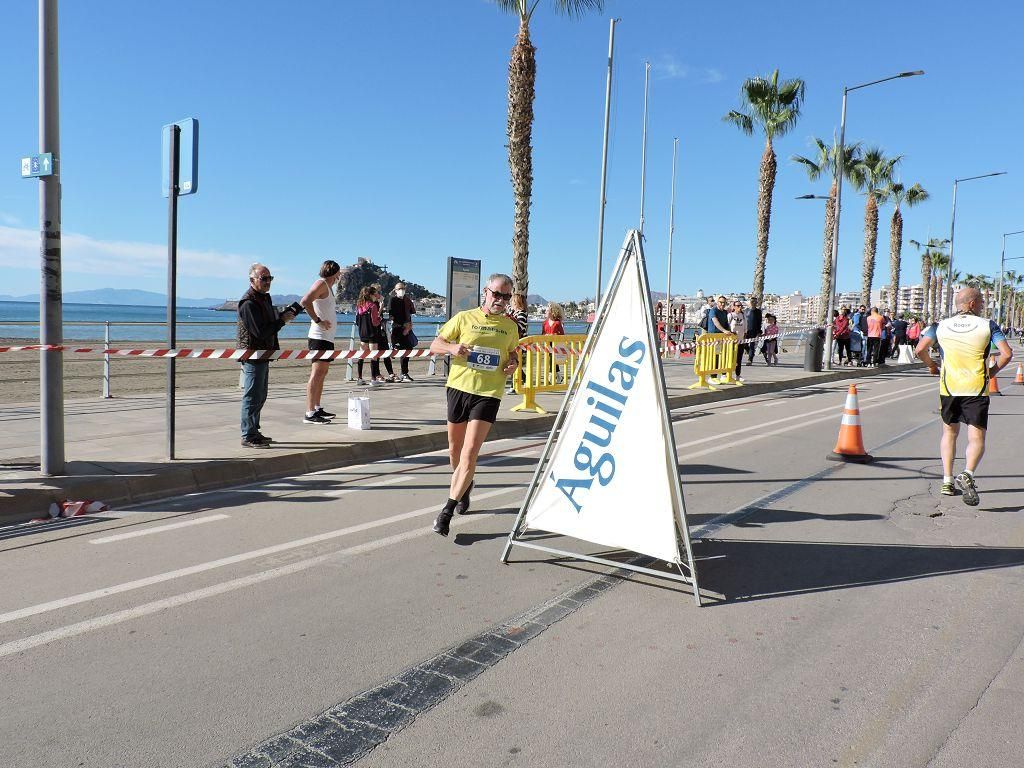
top-left (997, 229), bottom-right (1024, 326)
top-left (946, 172), bottom-right (1007, 317)
top-left (821, 70), bottom-right (924, 371)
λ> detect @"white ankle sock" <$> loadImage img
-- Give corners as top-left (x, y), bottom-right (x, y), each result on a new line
top-left (943, 475), bottom-right (953, 484)
top-left (964, 469), bottom-right (975, 479)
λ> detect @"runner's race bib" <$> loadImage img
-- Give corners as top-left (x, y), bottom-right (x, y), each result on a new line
top-left (466, 346), bottom-right (501, 372)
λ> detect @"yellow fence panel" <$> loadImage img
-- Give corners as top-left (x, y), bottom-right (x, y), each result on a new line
top-left (687, 332), bottom-right (741, 391)
top-left (511, 334), bottom-right (588, 414)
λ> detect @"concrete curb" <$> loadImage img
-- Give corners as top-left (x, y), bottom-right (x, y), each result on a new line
top-left (0, 363), bottom-right (921, 525)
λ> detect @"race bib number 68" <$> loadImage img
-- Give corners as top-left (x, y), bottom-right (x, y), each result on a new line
top-left (467, 346), bottom-right (501, 372)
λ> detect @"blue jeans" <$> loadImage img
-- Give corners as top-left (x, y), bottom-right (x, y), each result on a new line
top-left (240, 361), bottom-right (269, 439)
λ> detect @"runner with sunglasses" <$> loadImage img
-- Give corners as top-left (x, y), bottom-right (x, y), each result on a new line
top-left (429, 273), bottom-right (521, 537)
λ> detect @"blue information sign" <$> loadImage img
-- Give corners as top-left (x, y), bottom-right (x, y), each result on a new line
top-left (20, 153), bottom-right (54, 178)
top-left (162, 118), bottom-right (199, 196)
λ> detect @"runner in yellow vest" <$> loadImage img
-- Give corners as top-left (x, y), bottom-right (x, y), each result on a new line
top-left (429, 273), bottom-right (521, 536)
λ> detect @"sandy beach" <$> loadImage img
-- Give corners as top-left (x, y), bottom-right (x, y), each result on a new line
top-left (0, 338), bottom-right (432, 405)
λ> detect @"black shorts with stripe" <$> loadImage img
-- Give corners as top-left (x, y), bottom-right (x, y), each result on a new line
top-left (446, 387), bottom-right (501, 424)
top-left (939, 395), bottom-right (989, 429)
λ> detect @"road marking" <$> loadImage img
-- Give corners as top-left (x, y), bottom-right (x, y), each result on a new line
top-left (0, 503), bottom-right (508, 659)
top-left (88, 515), bottom-right (229, 544)
top-left (324, 474), bottom-right (410, 498)
top-left (675, 380), bottom-right (933, 451)
top-left (729, 408), bottom-right (749, 414)
top-left (680, 383), bottom-right (933, 461)
top-left (0, 485), bottom-right (524, 627)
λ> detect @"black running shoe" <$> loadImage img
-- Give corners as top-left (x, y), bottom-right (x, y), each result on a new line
top-left (455, 481), bottom-right (474, 515)
top-left (432, 509), bottom-right (453, 537)
top-left (954, 472), bottom-right (980, 507)
top-left (303, 413), bottom-right (333, 425)
top-left (253, 433), bottom-right (273, 444)
top-left (314, 407), bottom-right (336, 419)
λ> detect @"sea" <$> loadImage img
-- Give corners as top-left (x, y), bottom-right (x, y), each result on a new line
top-left (0, 301), bottom-right (591, 343)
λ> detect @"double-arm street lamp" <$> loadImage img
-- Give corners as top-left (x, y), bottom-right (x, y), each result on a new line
top-left (997, 229), bottom-right (1024, 325)
top-left (945, 172), bottom-right (1008, 317)
top-left (821, 70), bottom-right (924, 371)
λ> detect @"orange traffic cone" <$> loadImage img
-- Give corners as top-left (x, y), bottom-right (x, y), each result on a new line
top-left (827, 384), bottom-right (873, 463)
top-left (988, 355), bottom-right (1002, 395)
top-left (1015, 362), bottom-right (1023, 385)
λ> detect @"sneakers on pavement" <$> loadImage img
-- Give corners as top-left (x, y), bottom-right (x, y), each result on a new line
top-left (455, 481), bottom-right (474, 516)
top-left (399, 374), bottom-right (414, 382)
top-left (369, 379), bottom-right (383, 388)
top-left (313, 407), bottom-right (336, 419)
top-left (356, 378), bottom-right (368, 386)
top-left (940, 481), bottom-right (955, 497)
top-left (432, 509), bottom-right (453, 537)
top-left (303, 413), bottom-right (333, 425)
top-left (954, 472), bottom-right (980, 506)
top-left (241, 437), bottom-right (269, 449)
top-left (253, 433), bottom-right (273, 444)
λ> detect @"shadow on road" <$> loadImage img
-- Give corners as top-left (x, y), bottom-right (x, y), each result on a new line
top-left (696, 537), bottom-right (1024, 605)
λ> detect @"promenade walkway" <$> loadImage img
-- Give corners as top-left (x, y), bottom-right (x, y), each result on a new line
top-left (0, 349), bottom-right (919, 522)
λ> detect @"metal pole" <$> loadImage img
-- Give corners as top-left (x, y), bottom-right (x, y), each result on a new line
top-left (103, 320), bottom-right (111, 398)
top-left (945, 180), bottom-right (958, 318)
top-left (167, 125), bottom-right (180, 460)
top-left (39, 0), bottom-right (64, 475)
top-left (594, 18), bottom-right (617, 314)
top-left (822, 88), bottom-right (848, 372)
top-left (998, 234), bottom-right (1005, 326)
top-left (638, 61), bottom-right (650, 235)
top-left (665, 137), bottom-right (678, 351)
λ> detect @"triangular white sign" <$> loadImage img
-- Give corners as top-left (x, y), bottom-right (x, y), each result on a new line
top-left (503, 230), bottom-right (699, 600)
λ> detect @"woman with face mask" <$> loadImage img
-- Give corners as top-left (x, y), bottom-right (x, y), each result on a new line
top-left (389, 282), bottom-right (416, 382)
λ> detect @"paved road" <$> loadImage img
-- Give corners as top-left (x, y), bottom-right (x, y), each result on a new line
top-left (2, 368), bottom-right (1023, 767)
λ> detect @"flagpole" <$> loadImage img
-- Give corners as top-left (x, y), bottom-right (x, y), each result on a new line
top-left (594, 18), bottom-right (618, 314)
top-left (638, 61), bottom-right (650, 235)
top-left (665, 137), bottom-right (678, 345)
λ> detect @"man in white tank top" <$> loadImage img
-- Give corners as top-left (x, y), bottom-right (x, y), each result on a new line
top-left (300, 260), bottom-right (342, 424)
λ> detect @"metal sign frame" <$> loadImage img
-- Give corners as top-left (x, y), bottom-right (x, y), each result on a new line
top-left (500, 229), bottom-right (702, 605)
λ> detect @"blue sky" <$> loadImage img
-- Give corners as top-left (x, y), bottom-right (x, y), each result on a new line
top-left (0, 0), bottom-right (1020, 303)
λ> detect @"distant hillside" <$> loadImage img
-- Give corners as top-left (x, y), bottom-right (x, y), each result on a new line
top-left (0, 288), bottom-right (226, 308)
top-left (336, 258), bottom-right (440, 302)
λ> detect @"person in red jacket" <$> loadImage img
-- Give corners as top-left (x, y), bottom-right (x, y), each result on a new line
top-left (542, 302), bottom-right (565, 336)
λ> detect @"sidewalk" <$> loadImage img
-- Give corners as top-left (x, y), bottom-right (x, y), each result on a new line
top-left (0, 350), bottom-right (920, 523)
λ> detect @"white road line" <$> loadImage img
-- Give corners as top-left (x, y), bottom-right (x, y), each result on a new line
top-left (0, 508), bottom-right (492, 660)
top-left (729, 408), bottom-right (749, 414)
top-left (89, 515), bottom-right (230, 544)
top-left (324, 475), bottom-right (411, 498)
top-left (681, 384), bottom-right (932, 462)
top-left (0, 485), bottom-right (524, 627)
top-left (674, 380), bottom-right (933, 450)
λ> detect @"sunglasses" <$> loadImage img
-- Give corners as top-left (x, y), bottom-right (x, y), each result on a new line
top-left (488, 288), bottom-right (512, 301)
top-left (257, 275), bottom-right (274, 282)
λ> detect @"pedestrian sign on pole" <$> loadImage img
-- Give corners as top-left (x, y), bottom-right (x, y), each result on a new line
top-left (501, 229), bottom-right (702, 604)
top-left (162, 118), bottom-right (198, 196)
top-left (21, 153), bottom-right (54, 177)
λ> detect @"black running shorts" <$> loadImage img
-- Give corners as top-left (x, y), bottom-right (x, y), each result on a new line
top-left (307, 338), bottom-right (334, 362)
top-left (446, 387), bottom-right (501, 424)
top-left (939, 395), bottom-right (989, 429)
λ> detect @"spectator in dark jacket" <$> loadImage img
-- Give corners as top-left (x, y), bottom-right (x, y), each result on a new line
top-left (744, 296), bottom-right (763, 364)
top-left (389, 282), bottom-right (416, 382)
top-left (237, 263), bottom-right (296, 448)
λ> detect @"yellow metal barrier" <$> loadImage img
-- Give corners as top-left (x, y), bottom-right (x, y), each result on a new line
top-left (687, 332), bottom-right (742, 390)
top-left (511, 334), bottom-right (587, 414)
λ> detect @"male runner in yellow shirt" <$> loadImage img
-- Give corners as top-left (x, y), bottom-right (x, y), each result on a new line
top-left (429, 273), bottom-right (521, 536)
top-left (915, 287), bottom-right (1012, 506)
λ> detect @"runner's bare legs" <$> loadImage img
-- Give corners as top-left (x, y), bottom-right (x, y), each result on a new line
top-left (964, 425), bottom-right (986, 473)
top-left (940, 423), bottom-right (959, 478)
top-left (449, 419), bottom-right (491, 501)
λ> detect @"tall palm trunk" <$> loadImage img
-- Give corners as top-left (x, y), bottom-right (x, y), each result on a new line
top-left (888, 207), bottom-right (903, 316)
top-left (921, 255), bottom-right (932, 323)
top-left (752, 138), bottom-right (777, 302)
top-left (507, 17), bottom-right (536, 298)
top-left (816, 179), bottom-right (837, 325)
top-left (861, 193), bottom-right (879, 306)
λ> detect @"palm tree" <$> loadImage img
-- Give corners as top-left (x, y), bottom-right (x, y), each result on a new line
top-left (849, 147), bottom-right (901, 307)
top-left (930, 250), bottom-right (949, 321)
top-left (724, 69), bottom-right (806, 302)
top-left (910, 237), bottom-right (949, 322)
top-left (877, 182), bottom-right (927, 316)
top-left (980, 275), bottom-right (995, 317)
top-left (494, 0), bottom-right (603, 298)
top-left (792, 137), bottom-right (862, 324)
